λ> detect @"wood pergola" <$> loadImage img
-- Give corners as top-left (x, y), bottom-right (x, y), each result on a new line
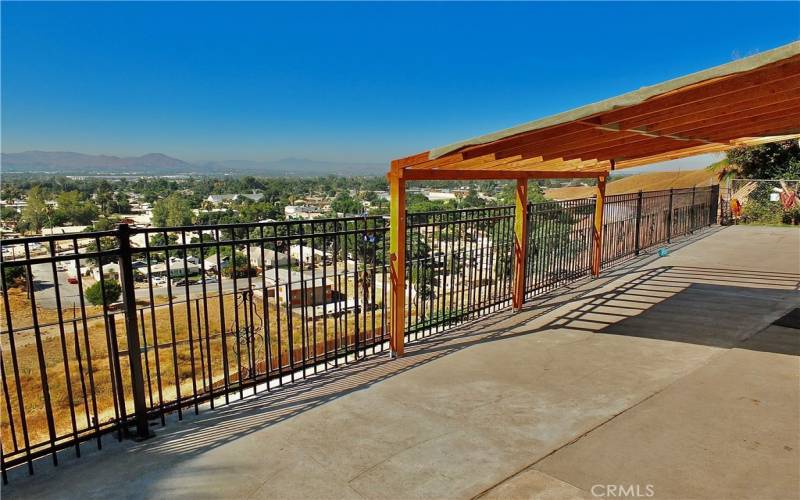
top-left (386, 41), bottom-right (800, 357)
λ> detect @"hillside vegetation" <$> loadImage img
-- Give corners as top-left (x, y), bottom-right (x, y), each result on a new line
top-left (545, 168), bottom-right (719, 200)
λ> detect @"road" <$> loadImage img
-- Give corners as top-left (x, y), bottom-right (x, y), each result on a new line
top-left (28, 261), bottom-right (384, 310)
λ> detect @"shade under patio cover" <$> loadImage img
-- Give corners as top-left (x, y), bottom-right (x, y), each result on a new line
top-left (392, 41), bottom-right (800, 180)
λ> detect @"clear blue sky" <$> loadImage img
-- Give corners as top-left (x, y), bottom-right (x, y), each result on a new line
top-left (2, 1), bottom-right (798, 167)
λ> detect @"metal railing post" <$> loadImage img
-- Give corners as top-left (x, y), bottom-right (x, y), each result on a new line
top-left (710, 184), bottom-right (720, 225)
top-left (116, 223), bottom-right (151, 439)
top-left (634, 190), bottom-right (643, 255)
top-left (667, 188), bottom-right (674, 243)
top-left (690, 186), bottom-right (697, 233)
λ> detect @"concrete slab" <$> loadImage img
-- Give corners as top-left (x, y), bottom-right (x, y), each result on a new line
top-left (482, 469), bottom-right (591, 500)
top-left (3, 225), bottom-right (799, 499)
top-left (534, 347), bottom-right (800, 500)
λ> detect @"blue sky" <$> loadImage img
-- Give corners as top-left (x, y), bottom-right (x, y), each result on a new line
top-left (2, 1), bottom-right (798, 169)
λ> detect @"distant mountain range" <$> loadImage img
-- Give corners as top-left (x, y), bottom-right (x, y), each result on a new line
top-left (1, 150), bottom-right (386, 177)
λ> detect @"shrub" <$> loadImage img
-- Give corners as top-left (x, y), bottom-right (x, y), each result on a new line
top-left (741, 200), bottom-right (783, 225)
top-left (221, 253), bottom-right (256, 278)
top-left (85, 280), bottom-right (122, 306)
top-left (3, 266), bottom-right (25, 289)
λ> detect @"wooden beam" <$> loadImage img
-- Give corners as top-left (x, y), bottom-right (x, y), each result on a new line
top-left (421, 154), bottom-right (527, 172)
top-left (617, 75), bottom-right (800, 129)
top-left (394, 152), bottom-right (467, 174)
top-left (666, 110), bottom-right (800, 141)
top-left (394, 151), bottom-right (431, 169)
top-left (388, 172), bottom-right (406, 357)
top-left (498, 128), bottom-right (642, 161)
top-left (465, 71), bottom-right (799, 162)
top-left (587, 56), bottom-right (800, 126)
top-left (512, 179), bottom-right (528, 311)
top-left (642, 94), bottom-right (800, 133)
top-left (614, 143), bottom-right (734, 169)
top-left (591, 175), bottom-right (607, 277)
top-left (702, 117), bottom-right (800, 143)
top-left (564, 136), bottom-right (706, 163)
top-left (400, 168), bottom-right (608, 181)
top-left (459, 122), bottom-right (591, 160)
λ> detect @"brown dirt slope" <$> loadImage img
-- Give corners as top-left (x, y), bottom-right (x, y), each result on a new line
top-left (546, 169), bottom-right (719, 200)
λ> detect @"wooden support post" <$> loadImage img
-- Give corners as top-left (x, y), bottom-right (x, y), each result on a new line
top-left (591, 175), bottom-right (607, 277)
top-left (388, 170), bottom-right (406, 357)
top-left (634, 190), bottom-right (643, 256)
top-left (512, 178), bottom-right (528, 310)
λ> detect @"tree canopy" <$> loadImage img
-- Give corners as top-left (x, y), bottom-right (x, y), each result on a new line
top-left (84, 280), bottom-right (122, 306)
top-left (152, 194), bottom-right (194, 227)
top-left (725, 140), bottom-right (800, 180)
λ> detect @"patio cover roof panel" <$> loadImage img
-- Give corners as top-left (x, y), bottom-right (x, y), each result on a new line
top-left (393, 41), bottom-right (800, 178)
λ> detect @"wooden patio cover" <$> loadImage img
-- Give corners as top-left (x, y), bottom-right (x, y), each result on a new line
top-left (386, 41), bottom-right (800, 357)
top-left (390, 41), bottom-right (800, 181)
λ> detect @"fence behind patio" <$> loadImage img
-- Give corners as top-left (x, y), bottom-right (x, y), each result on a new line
top-left (0, 184), bottom-right (718, 480)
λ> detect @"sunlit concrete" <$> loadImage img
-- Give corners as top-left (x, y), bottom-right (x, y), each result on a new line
top-left (4, 225), bottom-right (799, 499)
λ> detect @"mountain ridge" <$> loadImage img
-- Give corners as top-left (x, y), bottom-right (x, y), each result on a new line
top-left (1, 150), bottom-right (386, 176)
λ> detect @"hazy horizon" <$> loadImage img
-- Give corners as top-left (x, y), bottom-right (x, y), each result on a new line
top-left (2, 2), bottom-right (797, 169)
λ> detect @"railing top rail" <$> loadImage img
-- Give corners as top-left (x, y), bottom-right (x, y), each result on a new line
top-left (131, 213), bottom-right (390, 234)
top-left (0, 230), bottom-right (119, 246)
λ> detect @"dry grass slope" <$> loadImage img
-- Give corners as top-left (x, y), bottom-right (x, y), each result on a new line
top-left (546, 168), bottom-right (719, 200)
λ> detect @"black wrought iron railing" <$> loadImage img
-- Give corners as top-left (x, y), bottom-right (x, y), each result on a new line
top-left (0, 184), bottom-right (719, 480)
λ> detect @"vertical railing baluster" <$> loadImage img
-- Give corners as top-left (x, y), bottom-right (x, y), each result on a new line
top-left (117, 224), bottom-right (151, 439)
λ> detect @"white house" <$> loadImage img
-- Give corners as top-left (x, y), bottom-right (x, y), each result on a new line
top-left (204, 254), bottom-right (230, 273)
top-left (424, 191), bottom-right (457, 201)
top-left (206, 193), bottom-right (265, 205)
top-left (145, 257), bottom-right (200, 278)
top-left (284, 205), bottom-right (324, 220)
top-left (248, 246), bottom-right (291, 269)
top-left (289, 244), bottom-right (327, 266)
top-left (92, 263), bottom-right (120, 282)
top-left (66, 259), bottom-right (92, 279)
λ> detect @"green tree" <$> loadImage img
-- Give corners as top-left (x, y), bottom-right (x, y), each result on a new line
top-left (55, 191), bottom-right (98, 225)
top-left (113, 192), bottom-right (131, 213)
top-left (152, 194), bottom-right (193, 227)
top-left (20, 186), bottom-right (50, 233)
top-left (3, 266), bottom-right (25, 289)
top-left (459, 188), bottom-right (486, 209)
top-left (221, 252), bottom-right (256, 278)
top-left (724, 140), bottom-right (800, 225)
top-left (91, 217), bottom-right (117, 231)
top-left (95, 181), bottom-right (115, 216)
top-left (1, 206), bottom-right (19, 222)
top-left (84, 279), bottom-right (122, 306)
top-left (149, 233), bottom-right (183, 261)
top-left (406, 193), bottom-right (449, 213)
top-left (498, 181), bottom-right (548, 206)
top-left (406, 232), bottom-right (431, 260)
top-left (84, 236), bottom-right (118, 266)
top-left (411, 265), bottom-right (437, 315)
top-left (331, 192), bottom-right (362, 215)
top-left (725, 140), bottom-right (800, 180)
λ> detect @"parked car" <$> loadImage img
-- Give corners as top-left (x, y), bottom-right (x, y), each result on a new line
top-left (67, 276), bottom-right (78, 284)
top-left (199, 277), bottom-right (218, 285)
top-left (152, 276), bottom-right (167, 286)
top-left (174, 278), bottom-right (198, 287)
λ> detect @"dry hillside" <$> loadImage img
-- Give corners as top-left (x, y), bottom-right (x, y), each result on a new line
top-left (546, 169), bottom-right (719, 200)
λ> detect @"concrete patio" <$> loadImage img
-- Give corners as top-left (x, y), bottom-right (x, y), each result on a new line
top-left (4, 225), bottom-right (799, 499)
